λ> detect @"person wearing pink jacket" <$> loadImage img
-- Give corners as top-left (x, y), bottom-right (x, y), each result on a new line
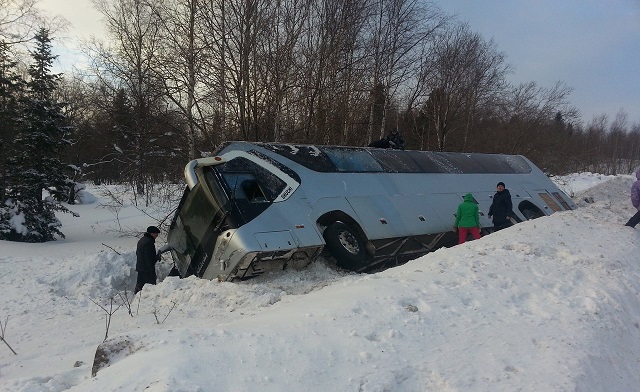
top-left (625, 168), bottom-right (640, 227)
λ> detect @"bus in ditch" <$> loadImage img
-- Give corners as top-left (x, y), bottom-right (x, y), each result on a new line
top-left (165, 142), bottom-right (576, 281)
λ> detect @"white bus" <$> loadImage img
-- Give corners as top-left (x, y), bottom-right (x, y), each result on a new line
top-left (166, 142), bottom-right (576, 281)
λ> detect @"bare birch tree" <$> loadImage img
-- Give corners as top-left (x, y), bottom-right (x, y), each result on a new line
top-left (422, 23), bottom-right (509, 151)
top-left (262, 0), bottom-right (310, 142)
top-left (608, 109), bottom-right (629, 175)
top-left (150, 0), bottom-right (212, 160)
top-left (494, 81), bottom-right (578, 157)
top-left (0, 0), bottom-right (42, 44)
top-left (91, 0), bottom-right (165, 197)
top-left (223, 0), bottom-right (271, 140)
top-left (364, 0), bottom-right (445, 143)
top-left (296, 0), bottom-right (372, 145)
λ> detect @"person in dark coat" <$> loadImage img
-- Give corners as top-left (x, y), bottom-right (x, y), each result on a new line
top-left (625, 168), bottom-right (640, 227)
top-left (368, 138), bottom-right (391, 148)
top-left (386, 130), bottom-right (405, 150)
top-left (488, 182), bottom-right (514, 231)
top-left (134, 225), bottom-right (161, 294)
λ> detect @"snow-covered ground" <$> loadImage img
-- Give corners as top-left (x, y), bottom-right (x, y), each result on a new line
top-left (1, 172), bottom-right (639, 392)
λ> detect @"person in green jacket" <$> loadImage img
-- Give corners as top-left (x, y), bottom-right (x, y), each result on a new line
top-left (454, 193), bottom-right (482, 244)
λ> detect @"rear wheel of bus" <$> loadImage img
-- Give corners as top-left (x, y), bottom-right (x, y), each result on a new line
top-left (323, 221), bottom-right (369, 270)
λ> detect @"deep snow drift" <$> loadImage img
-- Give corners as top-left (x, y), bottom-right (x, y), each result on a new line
top-left (2, 173), bottom-right (640, 392)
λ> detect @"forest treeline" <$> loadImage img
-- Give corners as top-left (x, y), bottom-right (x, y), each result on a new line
top-left (1, 0), bottom-right (639, 241)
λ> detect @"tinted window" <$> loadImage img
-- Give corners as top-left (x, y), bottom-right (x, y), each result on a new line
top-left (249, 150), bottom-right (302, 183)
top-left (263, 143), bottom-right (531, 174)
top-left (218, 157), bottom-right (286, 201)
top-left (171, 184), bottom-right (218, 254)
top-left (262, 144), bottom-right (337, 172)
top-left (470, 154), bottom-right (531, 173)
top-left (222, 173), bottom-right (268, 202)
top-left (372, 150), bottom-right (531, 174)
top-left (322, 147), bottom-right (383, 172)
top-left (370, 150), bottom-right (465, 173)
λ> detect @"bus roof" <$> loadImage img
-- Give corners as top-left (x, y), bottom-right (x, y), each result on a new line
top-left (221, 142), bottom-right (534, 175)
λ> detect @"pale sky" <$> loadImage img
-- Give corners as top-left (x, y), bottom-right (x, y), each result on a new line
top-left (439, 0), bottom-right (640, 127)
top-left (38, 0), bottom-right (104, 70)
top-left (39, 0), bottom-right (103, 38)
top-left (38, 0), bottom-right (640, 127)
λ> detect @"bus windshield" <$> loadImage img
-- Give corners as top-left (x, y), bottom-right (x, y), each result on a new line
top-left (168, 154), bottom-right (299, 277)
top-left (168, 172), bottom-right (230, 276)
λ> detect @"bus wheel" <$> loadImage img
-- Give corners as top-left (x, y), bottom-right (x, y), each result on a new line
top-left (323, 221), bottom-right (368, 270)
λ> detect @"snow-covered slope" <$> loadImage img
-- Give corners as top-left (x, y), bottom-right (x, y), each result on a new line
top-left (2, 174), bottom-right (639, 392)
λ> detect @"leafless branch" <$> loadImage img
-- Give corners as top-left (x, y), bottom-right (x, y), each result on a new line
top-left (101, 242), bottom-right (121, 255)
top-left (152, 301), bottom-right (177, 324)
top-left (0, 316), bottom-right (17, 355)
top-left (90, 296), bottom-right (123, 342)
top-left (117, 290), bottom-right (134, 316)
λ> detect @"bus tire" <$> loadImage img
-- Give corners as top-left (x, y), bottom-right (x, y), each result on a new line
top-left (323, 221), bottom-right (369, 270)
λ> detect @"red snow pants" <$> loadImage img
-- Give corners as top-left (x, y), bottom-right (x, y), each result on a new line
top-left (458, 227), bottom-right (481, 244)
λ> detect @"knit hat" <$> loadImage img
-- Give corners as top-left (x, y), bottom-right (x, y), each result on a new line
top-left (497, 182), bottom-right (505, 188)
top-left (146, 226), bottom-right (161, 234)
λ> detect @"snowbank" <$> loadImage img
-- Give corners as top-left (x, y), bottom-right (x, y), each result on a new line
top-left (2, 174), bottom-right (640, 391)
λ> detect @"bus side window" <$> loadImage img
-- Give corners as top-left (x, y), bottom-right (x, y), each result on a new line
top-left (219, 157), bottom-right (288, 201)
top-left (242, 179), bottom-right (267, 202)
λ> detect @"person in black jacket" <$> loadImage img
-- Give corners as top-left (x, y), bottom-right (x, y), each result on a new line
top-left (386, 130), bottom-right (405, 150)
top-left (134, 226), bottom-right (161, 294)
top-left (368, 138), bottom-right (391, 148)
top-left (488, 182), bottom-right (514, 231)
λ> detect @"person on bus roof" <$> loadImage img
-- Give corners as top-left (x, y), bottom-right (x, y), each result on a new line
top-left (454, 193), bottom-right (482, 244)
top-left (134, 225), bottom-right (161, 294)
top-left (368, 138), bottom-right (391, 148)
top-left (488, 181), bottom-right (514, 231)
top-left (386, 130), bottom-right (405, 150)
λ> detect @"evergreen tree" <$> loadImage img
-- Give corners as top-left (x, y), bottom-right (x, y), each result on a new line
top-left (1, 28), bottom-right (76, 242)
top-left (0, 39), bottom-right (25, 202)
